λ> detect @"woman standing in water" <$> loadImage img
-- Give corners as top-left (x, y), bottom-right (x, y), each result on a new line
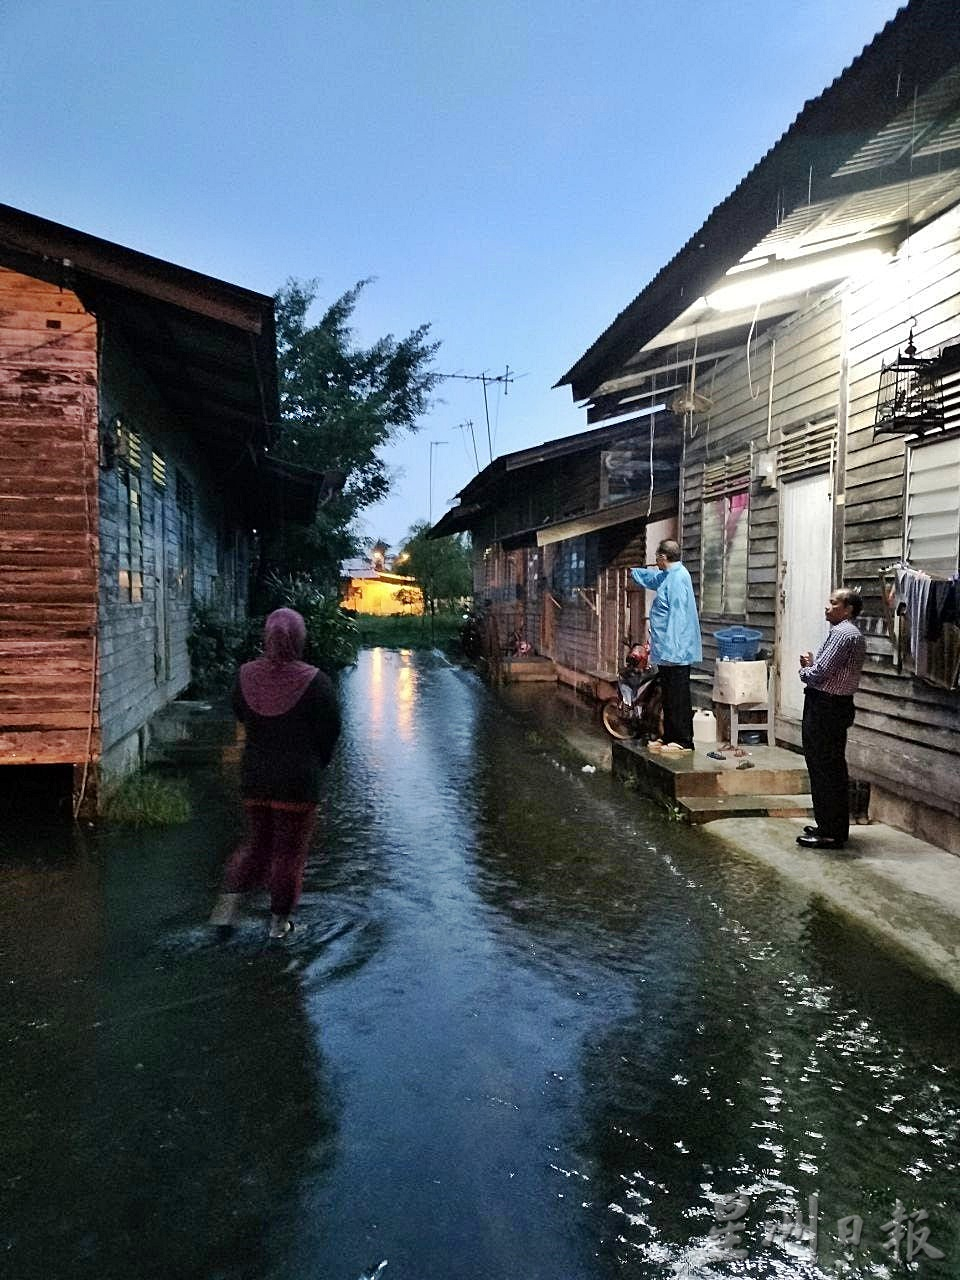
top-left (210, 608), bottom-right (341, 938)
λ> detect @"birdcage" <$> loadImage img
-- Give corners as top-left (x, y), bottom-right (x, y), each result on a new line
top-left (874, 330), bottom-right (945, 437)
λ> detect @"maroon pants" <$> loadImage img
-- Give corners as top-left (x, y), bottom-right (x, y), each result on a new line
top-left (224, 802), bottom-right (317, 917)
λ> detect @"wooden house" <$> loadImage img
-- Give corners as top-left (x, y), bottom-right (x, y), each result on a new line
top-left (430, 420), bottom-right (680, 692)
top-left (0, 204), bottom-right (322, 813)
top-left (558, 0), bottom-right (960, 850)
top-left (340, 551), bottom-right (424, 616)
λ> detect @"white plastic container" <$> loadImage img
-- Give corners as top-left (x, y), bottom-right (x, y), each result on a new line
top-left (692, 708), bottom-right (718, 746)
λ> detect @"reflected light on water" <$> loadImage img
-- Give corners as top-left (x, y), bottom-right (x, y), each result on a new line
top-left (367, 647), bottom-right (384, 738)
top-left (394, 660), bottom-right (417, 743)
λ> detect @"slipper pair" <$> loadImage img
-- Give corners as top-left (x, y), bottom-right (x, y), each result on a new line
top-left (660, 742), bottom-right (693, 753)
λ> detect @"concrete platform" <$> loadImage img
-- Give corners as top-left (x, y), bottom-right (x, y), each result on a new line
top-left (502, 655), bottom-right (556, 682)
top-left (708, 817), bottom-right (960, 994)
top-left (612, 739), bottom-right (812, 821)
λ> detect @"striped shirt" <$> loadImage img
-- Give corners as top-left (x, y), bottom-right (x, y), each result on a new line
top-left (799, 619), bottom-right (866, 696)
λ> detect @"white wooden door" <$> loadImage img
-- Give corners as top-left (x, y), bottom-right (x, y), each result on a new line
top-left (777, 472), bottom-right (833, 723)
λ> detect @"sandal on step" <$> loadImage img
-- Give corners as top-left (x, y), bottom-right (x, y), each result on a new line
top-left (706, 750), bottom-right (727, 760)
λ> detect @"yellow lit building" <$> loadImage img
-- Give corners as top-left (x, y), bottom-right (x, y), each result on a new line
top-left (340, 551), bottom-right (424, 616)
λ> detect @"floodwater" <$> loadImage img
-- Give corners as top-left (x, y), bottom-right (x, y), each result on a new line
top-left (1, 648), bottom-right (958, 1280)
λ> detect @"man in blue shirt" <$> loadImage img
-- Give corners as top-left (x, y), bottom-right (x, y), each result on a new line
top-left (631, 540), bottom-right (703, 751)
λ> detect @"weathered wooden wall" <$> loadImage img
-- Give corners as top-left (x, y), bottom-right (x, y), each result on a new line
top-left (0, 268), bottom-right (100, 767)
top-left (470, 450), bottom-right (653, 676)
top-left (682, 297), bottom-right (843, 672)
top-left (97, 332), bottom-right (251, 779)
top-left (843, 204), bottom-right (960, 821)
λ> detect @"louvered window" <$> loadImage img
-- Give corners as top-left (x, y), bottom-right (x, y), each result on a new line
top-left (701, 455), bottom-right (749, 616)
top-left (905, 436), bottom-right (960, 575)
top-left (117, 428), bottom-right (143, 603)
top-left (777, 418), bottom-right (836, 480)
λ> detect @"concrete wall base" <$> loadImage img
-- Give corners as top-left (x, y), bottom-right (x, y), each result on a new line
top-left (870, 785), bottom-right (960, 857)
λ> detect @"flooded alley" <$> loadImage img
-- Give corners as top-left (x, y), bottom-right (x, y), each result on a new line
top-left (1, 648), bottom-right (958, 1280)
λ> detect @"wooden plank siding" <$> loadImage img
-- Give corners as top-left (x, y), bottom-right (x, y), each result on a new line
top-left (96, 333), bottom-right (252, 776)
top-left (682, 298), bottom-right (843, 679)
top-left (842, 203), bottom-right (960, 818)
top-left (469, 443), bottom-right (665, 680)
top-left (0, 268), bottom-right (100, 765)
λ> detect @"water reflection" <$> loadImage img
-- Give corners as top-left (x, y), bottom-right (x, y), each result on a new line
top-left (0, 653), bottom-right (957, 1280)
top-left (0, 782), bottom-right (338, 1280)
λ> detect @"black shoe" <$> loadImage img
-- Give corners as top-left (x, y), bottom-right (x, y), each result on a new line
top-left (802, 825), bottom-right (820, 836)
top-left (796, 834), bottom-right (846, 849)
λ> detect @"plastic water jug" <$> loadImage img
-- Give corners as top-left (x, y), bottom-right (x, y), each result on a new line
top-left (692, 708), bottom-right (718, 745)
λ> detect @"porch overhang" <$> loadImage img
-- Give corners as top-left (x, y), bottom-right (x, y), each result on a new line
top-left (536, 490), bottom-right (677, 547)
top-left (558, 1), bottom-right (960, 421)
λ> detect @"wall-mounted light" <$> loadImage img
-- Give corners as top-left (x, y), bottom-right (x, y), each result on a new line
top-left (705, 246), bottom-right (890, 313)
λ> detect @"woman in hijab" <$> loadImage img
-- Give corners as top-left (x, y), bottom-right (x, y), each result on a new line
top-left (210, 608), bottom-right (341, 938)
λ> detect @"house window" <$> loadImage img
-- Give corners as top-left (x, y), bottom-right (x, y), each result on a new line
top-left (553, 535), bottom-right (586, 598)
top-left (905, 436), bottom-right (960, 574)
top-left (176, 470), bottom-right (195, 597)
top-left (117, 428), bottom-right (143, 603)
top-left (701, 454), bottom-right (750, 616)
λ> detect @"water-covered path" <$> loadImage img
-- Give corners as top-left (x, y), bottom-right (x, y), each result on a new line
top-left (1, 649), bottom-right (958, 1279)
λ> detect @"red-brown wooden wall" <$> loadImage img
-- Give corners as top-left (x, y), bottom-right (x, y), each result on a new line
top-left (0, 267), bottom-right (100, 766)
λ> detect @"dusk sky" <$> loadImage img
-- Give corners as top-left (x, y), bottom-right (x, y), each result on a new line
top-left (1, 0), bottom-right (903, 550)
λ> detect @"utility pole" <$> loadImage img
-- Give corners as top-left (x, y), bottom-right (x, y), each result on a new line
top-left (428, 439), bottom-right (447, 524)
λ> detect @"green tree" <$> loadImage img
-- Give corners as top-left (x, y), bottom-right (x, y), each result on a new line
top-left (399, 522), bottom-right (472, 636)
top-left (262, 279), bottom-right (442, 593)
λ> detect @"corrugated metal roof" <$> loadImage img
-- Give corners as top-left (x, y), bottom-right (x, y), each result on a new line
top-left (558, 0), bottom-right (960, 402)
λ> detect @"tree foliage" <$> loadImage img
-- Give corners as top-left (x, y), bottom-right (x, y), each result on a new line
top-left (399, 522), bottom-right (472, 617)
top-left (262, 279), bottom-right (442, 591)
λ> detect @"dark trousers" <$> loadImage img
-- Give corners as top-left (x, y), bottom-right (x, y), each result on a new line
top-left (659, 664), bottom-right (694, 748)
top-left (801, 687), bottom-right (856, 841)
top-left (225, 803), bottom-right (318, 916)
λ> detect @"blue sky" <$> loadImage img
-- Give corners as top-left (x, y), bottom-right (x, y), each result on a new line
top-left (1, 0), bottom-right (903, 549)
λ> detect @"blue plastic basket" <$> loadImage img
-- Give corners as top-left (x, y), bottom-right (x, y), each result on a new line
top-left (714, 626), bottom-right (762, 661)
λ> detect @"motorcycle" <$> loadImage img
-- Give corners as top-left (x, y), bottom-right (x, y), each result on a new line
top-left (601, 637), bottom-right (662, 741)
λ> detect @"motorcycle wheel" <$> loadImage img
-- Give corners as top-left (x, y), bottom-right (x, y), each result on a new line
top-left (601, 698), bottom-right (638, 740)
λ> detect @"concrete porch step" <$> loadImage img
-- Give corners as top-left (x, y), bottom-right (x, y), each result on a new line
top-left (613, 740), bottom-right (809, 799)
top-left (146, 699), bottom-right (239, 765)
top-left (503, 656), bottom-right (556, 683)
top-left (677, 793), bottom-right (814, 825)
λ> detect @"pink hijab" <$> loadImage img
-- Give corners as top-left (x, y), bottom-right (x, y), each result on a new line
top-left (239, 608), bottom-right (318, 716)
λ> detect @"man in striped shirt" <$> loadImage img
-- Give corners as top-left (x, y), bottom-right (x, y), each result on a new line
top-left (796, 588), bottom-right (867, 850)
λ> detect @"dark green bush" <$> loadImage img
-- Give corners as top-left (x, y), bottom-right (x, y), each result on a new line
top-left (262, 572), bottom-right (360, 673)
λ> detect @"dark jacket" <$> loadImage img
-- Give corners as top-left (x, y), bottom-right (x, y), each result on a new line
top-left (233, 671), bottom-right (341, 804)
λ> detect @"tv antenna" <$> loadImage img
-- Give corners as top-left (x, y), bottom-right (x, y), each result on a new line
top-left (438, 366), bottom-right (517, 464)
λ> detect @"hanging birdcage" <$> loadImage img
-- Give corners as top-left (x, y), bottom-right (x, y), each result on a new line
top-left (874, 330), bottom-right (945, 437)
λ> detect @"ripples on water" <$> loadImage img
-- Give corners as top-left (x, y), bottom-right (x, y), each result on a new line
top-left (482, 685), bottom-right (959, 1277)
top-left (0, 649), bottom-right (957, 1280)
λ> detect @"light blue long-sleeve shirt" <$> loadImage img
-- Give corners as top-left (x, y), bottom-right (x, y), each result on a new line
top-left (630, 562), bottom-right (703, 666)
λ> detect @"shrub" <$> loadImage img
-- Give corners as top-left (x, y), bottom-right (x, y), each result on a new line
top-left (262, 572), bottom-right (360, 672)
top-left (103, 771), bottom-right (192, 826)
top-left (187, 602), bottom-right (259, 697)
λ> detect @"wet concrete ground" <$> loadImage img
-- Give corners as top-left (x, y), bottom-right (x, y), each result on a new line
top-left (1, 648), bottom-right (958, 1279)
